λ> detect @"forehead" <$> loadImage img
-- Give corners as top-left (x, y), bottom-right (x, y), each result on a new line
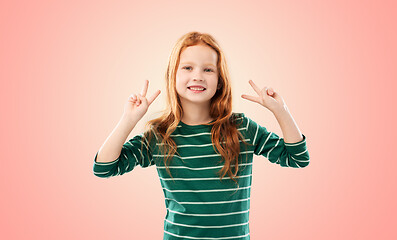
top-left (179, 44), bottom-right (218, 65)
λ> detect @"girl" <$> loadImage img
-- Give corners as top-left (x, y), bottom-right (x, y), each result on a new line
top-left (93, 31), bottom-right (310, 240)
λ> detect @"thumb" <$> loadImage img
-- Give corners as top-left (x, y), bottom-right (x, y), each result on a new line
top-left (136, 95), bottom-right (146, 106)
top-left (269, 90), bottom-right (285, 105)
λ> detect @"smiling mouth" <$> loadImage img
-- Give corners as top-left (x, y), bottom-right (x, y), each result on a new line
top-left (187, 87), bottom-right (206, 91)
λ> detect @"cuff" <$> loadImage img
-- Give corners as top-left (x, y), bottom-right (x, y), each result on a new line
top-left (284, 134), bottom-right (307, 154)
top-left (94, 152), bottom-right (119, 165)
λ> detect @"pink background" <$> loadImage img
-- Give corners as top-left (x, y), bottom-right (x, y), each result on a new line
top-left (1, 0), bottom-right (396, 239)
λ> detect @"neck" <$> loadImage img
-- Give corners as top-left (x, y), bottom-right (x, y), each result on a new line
top-left (180, 101), bottom-right (213, 125)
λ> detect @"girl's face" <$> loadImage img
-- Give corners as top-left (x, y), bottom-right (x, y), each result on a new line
top-left (175, 44), bottom-right (219, 108)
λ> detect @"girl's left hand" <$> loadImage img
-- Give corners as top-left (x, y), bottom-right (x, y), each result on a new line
top-left (241, 80), bottom-right (287, 112)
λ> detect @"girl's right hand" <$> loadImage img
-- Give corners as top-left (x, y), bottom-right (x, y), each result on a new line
top-left (123, 79), bottom-right (161, 121)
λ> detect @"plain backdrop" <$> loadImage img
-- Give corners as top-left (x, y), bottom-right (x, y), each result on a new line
top-left (1, 0), bottom-right (396, 239)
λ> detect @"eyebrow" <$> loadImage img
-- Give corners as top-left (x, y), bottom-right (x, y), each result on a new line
top-left (180, 62), bottom-right (216, 68)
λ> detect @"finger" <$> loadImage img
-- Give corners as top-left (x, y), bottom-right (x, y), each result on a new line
top-left (147, 90), bottom-right (161, 105)
top-left (136, 95), bottom-right (143, 106)
top-left (267, 88), bottom-right (273, 95)
top-left (248, 80), bottom-right (262, 96)
top-left (136, 94), bottom-right (142, 104)
top-left (264, 87), bottom-right (269, 95)
top-left (141, 79), bottom-right (149, 97)
top-left (241, 94), bottom-right (260, 103)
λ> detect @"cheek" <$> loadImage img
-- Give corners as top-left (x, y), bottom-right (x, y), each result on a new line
top-left (209, 77), bottom-right (219, 89)
top-left (176, 73), bottom-right (189, 86)
top-left (175, 78), bottom-right (186, 93)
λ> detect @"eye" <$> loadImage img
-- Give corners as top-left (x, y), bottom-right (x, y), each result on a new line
top-left (182, 66), bottom-right (214, 72)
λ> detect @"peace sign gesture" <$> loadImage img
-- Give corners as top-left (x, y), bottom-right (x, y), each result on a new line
top-left (123, 79), bottom-right (161, 121)
top-left (241, 80), bottom-right (286, 113)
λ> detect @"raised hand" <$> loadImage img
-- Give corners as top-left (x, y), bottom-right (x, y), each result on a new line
top-left (241, 80), bottom-right (286, 112)
top-left (123, 79), bottom-right (161, 121)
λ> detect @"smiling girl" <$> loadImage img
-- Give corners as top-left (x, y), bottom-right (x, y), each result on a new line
top-left (93, 31), bottom-right (310, 240)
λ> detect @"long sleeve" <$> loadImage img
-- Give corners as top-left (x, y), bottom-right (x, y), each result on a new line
top-left (93, 132), bottom-right (155, 178)
top-left (244, 114), bottom-right (310, 168)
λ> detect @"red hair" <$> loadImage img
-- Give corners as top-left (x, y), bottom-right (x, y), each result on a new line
top-left (144, 31), bottom-right (249, 187)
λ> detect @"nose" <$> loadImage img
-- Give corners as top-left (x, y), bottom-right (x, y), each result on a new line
top-left (192, 69), bottom-right (204, 81)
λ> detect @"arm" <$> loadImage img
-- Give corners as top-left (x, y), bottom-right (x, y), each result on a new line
top-left (93, 114), bottom-right (156, 178)
top-left (93, 79), bottom-right (161, 177)
top-left (96, 114), bottom-right (138, 163)
top-left (271, 105), bottom-right (304, 144)
top-left (241, 80), bottom-right (309, 168)
top-left (244, 114), bottom-right (309, 168)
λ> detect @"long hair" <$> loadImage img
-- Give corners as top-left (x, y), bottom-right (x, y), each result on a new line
top-left (144, 31), bottom-right (249, 187)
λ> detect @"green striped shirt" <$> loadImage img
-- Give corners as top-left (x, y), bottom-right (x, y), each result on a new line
top-left (93, 112), bottom-right (310, 239)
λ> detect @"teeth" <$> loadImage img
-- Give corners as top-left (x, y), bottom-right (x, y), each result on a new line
top-left (189, 87), bottom-right (205, 91)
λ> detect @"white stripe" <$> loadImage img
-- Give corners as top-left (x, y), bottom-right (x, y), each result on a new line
top-left (159, 173), bottom-right (252, 181)
top-left (163, 185), bottom-right (251, 193)
top-left (94, 159), bottom-right (118, 166)
top-left (245, 117), bottom-right (250, 130)
top-left (290, 156), bottom-right (310, 162)
top-left (165, 197), bottom-right (250, 205)
top-left (152, 130), bottom-right (159, 140)
top-left (156, 163), bottom-right (252, 170)
top-left (142, 134), bottom-right (150, 146)
top-left (258, 132), bottom-right (272, 154)
top-left (176, 118), bottom-right (244, 127)
top-left (131, 151), bottom-right (139, 164)
top-left (153, 151), bottom-right (254, 160)
top-left (156, 139), bottom-right (251, 148)
top-left (252, 123), bottom-right (259, 145)
top-left (164, 230), bottom-right (250, 239)
top-left (165, 218), bottom-right (249, 228)
top-left (141, 136), bottom-right (149, 150)
top-left (284, 139), bottom-right (305, 146)
top-left (171, 132), bottom-right (210, 137)
top-left (266, 138), bottom-right (281, 159)
top-left (93, 170), bottom-right (112, 175)
top-left (127, 141), bottom-right (144, 160)
top-left (295, 149), bottom-right (308, 156)
top-left (167, 208), bottom-right (249, 217)
top-left (123, 153), bottom-right (129, 171)
top-left (171, 127), bottom-right (246, 138)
